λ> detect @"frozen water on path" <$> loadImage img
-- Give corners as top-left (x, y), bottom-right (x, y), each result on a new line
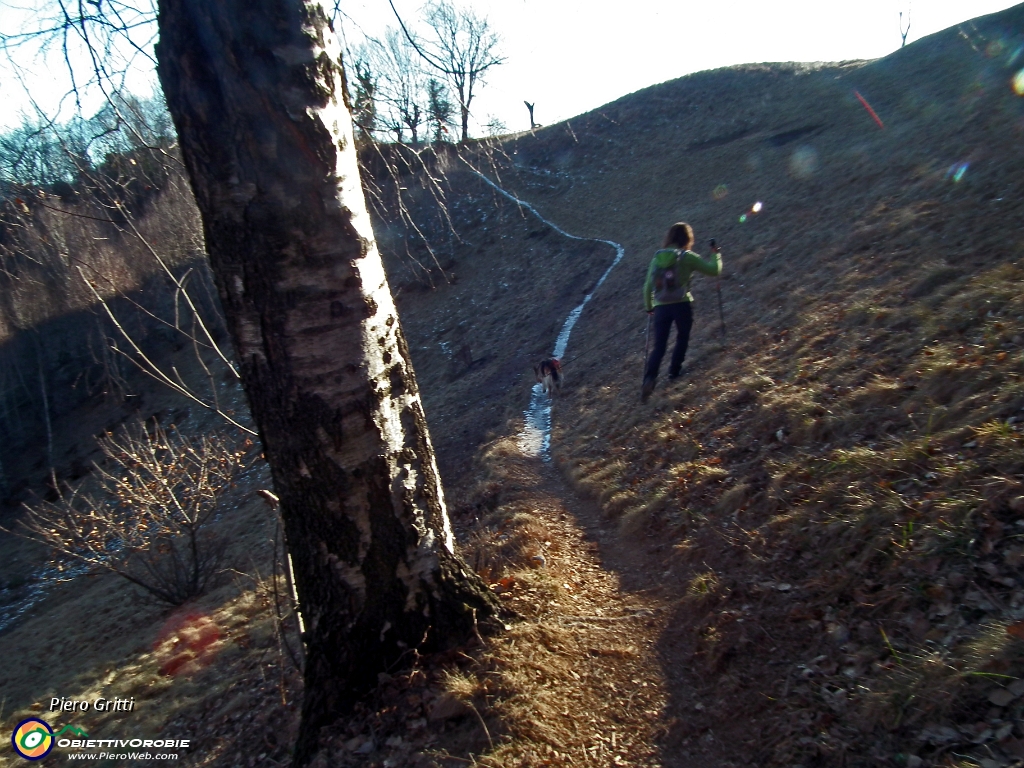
top-left (462, 161), bottom-right (625, 460)
top-left (0, 561), bottom-right (89, 634)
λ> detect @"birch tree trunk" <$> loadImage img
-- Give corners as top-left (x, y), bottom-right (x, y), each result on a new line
top-left (154, 1), bottom-right (498, 763)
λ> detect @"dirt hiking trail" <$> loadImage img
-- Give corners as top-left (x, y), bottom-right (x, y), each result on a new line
top-left (310, 434), bottom-right (738, 768)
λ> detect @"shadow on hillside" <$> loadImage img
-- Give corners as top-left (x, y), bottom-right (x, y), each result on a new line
top-left (0, 258), bottom-right (227, 520)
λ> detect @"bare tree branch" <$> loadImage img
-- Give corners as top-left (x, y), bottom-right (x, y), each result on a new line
top-left (385, 0), bottom-right (504, 142)
top-left (6, 421), bottom-right (249, 605)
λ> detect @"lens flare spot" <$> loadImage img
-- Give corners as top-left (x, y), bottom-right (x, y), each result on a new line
top-left (739, 214), bottom-right (748, 223)
top-left (1010, 45), bottom-right (1024, 67)
top-left (854, 90), bottom-right (885, 129)
top-left (986, 40), bottom-right (1006, 58)
top-left (947, 162), bottom-right (969, 183)
top-left (789, 146), bottom-right (818, 179)
top-left (712, 184), bottom-right (728, 201)
top-left (751, 201), bottom-right (763, 214)
top-left (1013, 69), bottom-right (1024, 96)
top-left (155, 612), bottom-right (222, 677)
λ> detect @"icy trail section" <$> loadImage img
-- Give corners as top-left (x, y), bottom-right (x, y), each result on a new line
top-left (463, 162), bottom-right (625, 460)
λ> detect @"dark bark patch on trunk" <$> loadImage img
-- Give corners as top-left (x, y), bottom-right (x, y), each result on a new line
top-left (388, 364), bottom-right (407, 398)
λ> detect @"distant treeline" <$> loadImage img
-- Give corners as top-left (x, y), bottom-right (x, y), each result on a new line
top-left (0, 94), bottom-right (226, 504)
top-left (0, 92), bottom-right (477, 505)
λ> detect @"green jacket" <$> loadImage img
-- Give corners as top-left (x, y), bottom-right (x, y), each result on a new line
top-left (643, 248), bottom-right (722, 312)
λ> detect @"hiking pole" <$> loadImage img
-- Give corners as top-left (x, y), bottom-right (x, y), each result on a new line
top-left (710, 238), bottom-right (726, 340)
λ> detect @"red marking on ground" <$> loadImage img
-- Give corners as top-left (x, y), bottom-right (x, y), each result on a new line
top-left (854, 90), bottom-right (885, 129)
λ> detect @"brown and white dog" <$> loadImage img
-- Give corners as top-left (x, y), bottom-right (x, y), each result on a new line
top-left (534, 357), bottom-right (562, 396)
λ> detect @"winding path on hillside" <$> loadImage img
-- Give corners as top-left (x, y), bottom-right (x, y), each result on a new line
top-left (459, 158), bottom-right (625, 459)
top-left (426, 161), bottom-right (737, 768)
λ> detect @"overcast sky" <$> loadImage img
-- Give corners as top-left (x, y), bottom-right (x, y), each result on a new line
top-left (1, 0), bottom-right (1022, 134)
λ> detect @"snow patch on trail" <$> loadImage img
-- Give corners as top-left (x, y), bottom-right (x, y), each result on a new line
top-left (0, 562), bottom-right (89, 634)
top-left (462, 161), bottom-right (625, 460)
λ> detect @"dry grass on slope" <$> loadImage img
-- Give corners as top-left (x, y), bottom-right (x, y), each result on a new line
top-left (535, 20), bottom-right (1024, 768)
top-left (6, 9), bottom-right (1024, 768)
top-left (309, 439), bottom-right (670, 768)
top-left (555, 254), bottom-right (1024, 766)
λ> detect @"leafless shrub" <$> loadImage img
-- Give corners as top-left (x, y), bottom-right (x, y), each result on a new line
top-left (12, 421), bottom-right (250, 605)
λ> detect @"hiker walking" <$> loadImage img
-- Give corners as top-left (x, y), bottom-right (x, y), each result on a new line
top-left (641, 222), bottom-right (722, 402)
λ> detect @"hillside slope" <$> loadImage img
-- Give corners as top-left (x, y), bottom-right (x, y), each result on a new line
top-left (377, 4), bottom-right (1024, 766)
top-left (2, 5), bottom-right (1023, 768)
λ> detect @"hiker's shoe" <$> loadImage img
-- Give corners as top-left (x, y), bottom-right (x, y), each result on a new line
top-left (641, 376), bottom-right (655, 402)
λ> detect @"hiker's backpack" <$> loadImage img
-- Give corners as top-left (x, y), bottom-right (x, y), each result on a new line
top-left (653, 250), bottom-right (686, 304)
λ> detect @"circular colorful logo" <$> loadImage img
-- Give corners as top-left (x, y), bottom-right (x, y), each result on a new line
top-left (11, 718), bottom-right (54, 760)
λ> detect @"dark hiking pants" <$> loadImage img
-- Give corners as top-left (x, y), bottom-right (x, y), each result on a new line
top-left (644, 301), bottom-right (693, 381)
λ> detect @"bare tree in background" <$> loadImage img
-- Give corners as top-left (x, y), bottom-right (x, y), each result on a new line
top-left (0, 95), bottom-right (250, 442)
top-left (900, 6), bottom-right (912, 48)
top-left (420, 0), bottom-right (504, 142)
top-left (524, 100), bottom-right (537, 130)
top-left (155, 2), bottom-right (498, 766)
top-left (0, 0), bottom-right (158, 120)
top-left (427, 77), bottom-right (455, 142)
top-left (365, 28), bottom-right (428, 145)
top-left (483, 113), bottom-right (507, 137)
top-left (349, 58), bottom-right (378, 145)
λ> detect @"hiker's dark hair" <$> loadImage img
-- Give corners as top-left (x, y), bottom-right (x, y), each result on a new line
top-left (663, 222), bottom-right (695, 250)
